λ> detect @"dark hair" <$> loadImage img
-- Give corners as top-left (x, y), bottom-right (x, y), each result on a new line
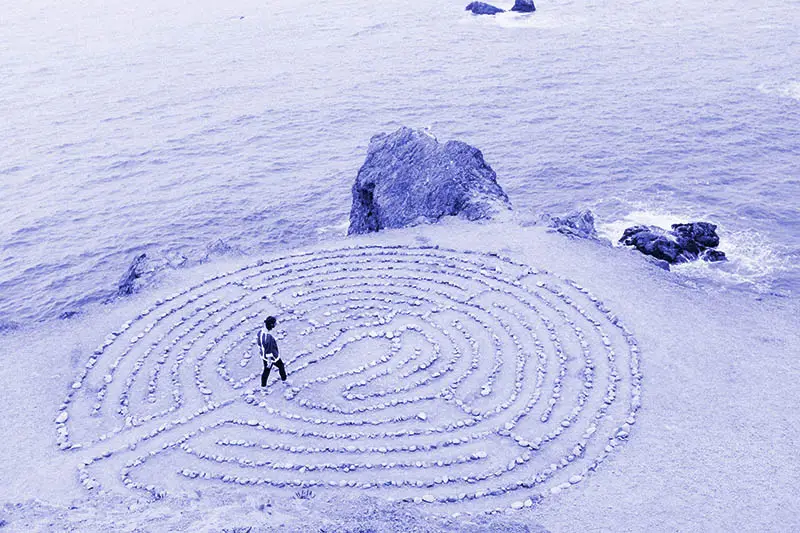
top-left (264, 316), bottom-right (277, 330)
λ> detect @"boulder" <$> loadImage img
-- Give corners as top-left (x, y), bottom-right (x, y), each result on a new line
top-left (511, 0), bottom-right (536, 12)
top-left (671, 222), bottom-right (720, 249)
top-left (543, 210), bottom-right (598, 240)
top-left (619, 222), bottom-right (727, 265)
top-left (466, 2), bottom-right (505, 15)
top-left (347, 127), bottom-right (511, 235)
top-left (620, 226), bottom-right (687, 264)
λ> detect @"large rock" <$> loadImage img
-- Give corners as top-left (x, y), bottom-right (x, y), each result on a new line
top-left (348, 127), bottom-right (511, 235)
top-left (466, 2), bottom-right (505, 15)
top-left (671, 222), bottom-right (720, 249)
top-left (619, 222), bottom-right (727, 265)
top-left (511, 0), bottom-right (536, 12)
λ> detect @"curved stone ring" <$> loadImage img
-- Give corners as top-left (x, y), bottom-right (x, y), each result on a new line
top-left (57, 244), bottom-right (642, 514)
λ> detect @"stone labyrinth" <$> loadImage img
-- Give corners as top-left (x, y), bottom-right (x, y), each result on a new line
top-left (56, 245), bottom-right (642, 514)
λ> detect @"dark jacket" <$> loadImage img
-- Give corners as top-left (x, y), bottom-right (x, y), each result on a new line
top-left (258, 327), bottom-right (280, 364)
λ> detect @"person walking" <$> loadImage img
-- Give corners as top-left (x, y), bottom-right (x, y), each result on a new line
top-left (258, 315), bottom-right (287, 388)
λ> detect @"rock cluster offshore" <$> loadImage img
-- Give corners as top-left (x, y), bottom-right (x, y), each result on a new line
top-left (466, 0), bottom-right (535, 15)
top-left (619, 222), bottom-right (727, 265)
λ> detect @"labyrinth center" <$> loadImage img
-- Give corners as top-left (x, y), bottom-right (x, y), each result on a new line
top-left (57, 245), bottom-right (642, 513)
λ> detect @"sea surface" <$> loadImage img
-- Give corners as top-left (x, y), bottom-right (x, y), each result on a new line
top-left (1, 0), bottom-right (798, 328)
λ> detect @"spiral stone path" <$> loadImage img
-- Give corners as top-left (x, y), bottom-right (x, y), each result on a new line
top-left (56, 245), bottom-right (642, 514)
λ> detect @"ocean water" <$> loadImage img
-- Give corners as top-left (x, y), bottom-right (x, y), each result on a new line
top-left (1, 0), bottom-right (798, 328)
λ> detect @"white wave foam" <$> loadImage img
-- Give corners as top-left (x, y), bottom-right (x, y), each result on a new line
top-left (598, 209), bottom-right (791, 294)
top-left (315, 218), bottom-right (350, 236)
top-left (682, 228), bottom-right (792, 291)
top-left (757, 81), bottom-right (800, 101)
top-left (493, 10), bottom-right (549, 28)
top-left (596, 209), bottom-right (694, 243)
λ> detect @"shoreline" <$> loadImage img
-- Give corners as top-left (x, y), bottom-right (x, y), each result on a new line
top-left (1, 210), bottom-right (793, 336)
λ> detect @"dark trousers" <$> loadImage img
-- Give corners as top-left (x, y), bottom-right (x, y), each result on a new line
top-left (261, 359), bottom-right (287, 387)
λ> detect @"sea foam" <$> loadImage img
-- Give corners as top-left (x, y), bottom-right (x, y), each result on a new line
top-left (757, 81), bottom-right (800, 101)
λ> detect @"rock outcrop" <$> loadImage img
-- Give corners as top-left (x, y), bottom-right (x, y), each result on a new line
top-left (511, 0), bottom-right (536, 12)
top-left (543, 210), bottom-right (599, 240)
top-left (117, 251), bottom-right (187, 296)
top-left (619, 222), bottom-right (727, 265)
top-left (348, 127), bottom-right (511, 235)
top-left (466, 2), bottom-right (505, 15)
top-left (671, 222), bottom-right (721, 249)
top-left (117, 253), bottom-right (151, 296)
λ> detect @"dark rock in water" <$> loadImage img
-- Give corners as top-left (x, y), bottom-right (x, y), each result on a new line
top-left (118, 253), bottom-right (150, 296)
top-left (466, 2), bottom-right (505, 15)
top-left (702, 249), bottom-right (727, 262)
top-left (511, 0), bottom-right (536, 12)
top-left (544, 209), bottom-right (598, 240)
top-left (671, 222), bottom-right (720, 249)
top-left (620, 225), bottom-right (688, 263)
top-left (117, 243), bottom-right (235, 298)
top-left (348, 127), bottom-right (511, 235)
top-left (619, 222), bottom-right (726, 265)
top-left (117, 252), bottom-right (186, 296)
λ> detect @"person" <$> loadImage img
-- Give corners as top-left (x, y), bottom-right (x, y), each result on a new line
top-left (258, 315), bottom-right (286, 387)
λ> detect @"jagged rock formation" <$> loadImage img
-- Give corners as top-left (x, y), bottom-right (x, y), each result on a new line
top-left (511, 0), bottom-right (536, 12)
top-left (117, 253), bottom-right (151, 296)
top-left (465, 2), bottom-right (505, 15)
top-left (348, 127), bottom-right (511, 235)
top-left (543, 210), bottom-right (599, 240)
top-left (619, 222), bottom-right (727, 265)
